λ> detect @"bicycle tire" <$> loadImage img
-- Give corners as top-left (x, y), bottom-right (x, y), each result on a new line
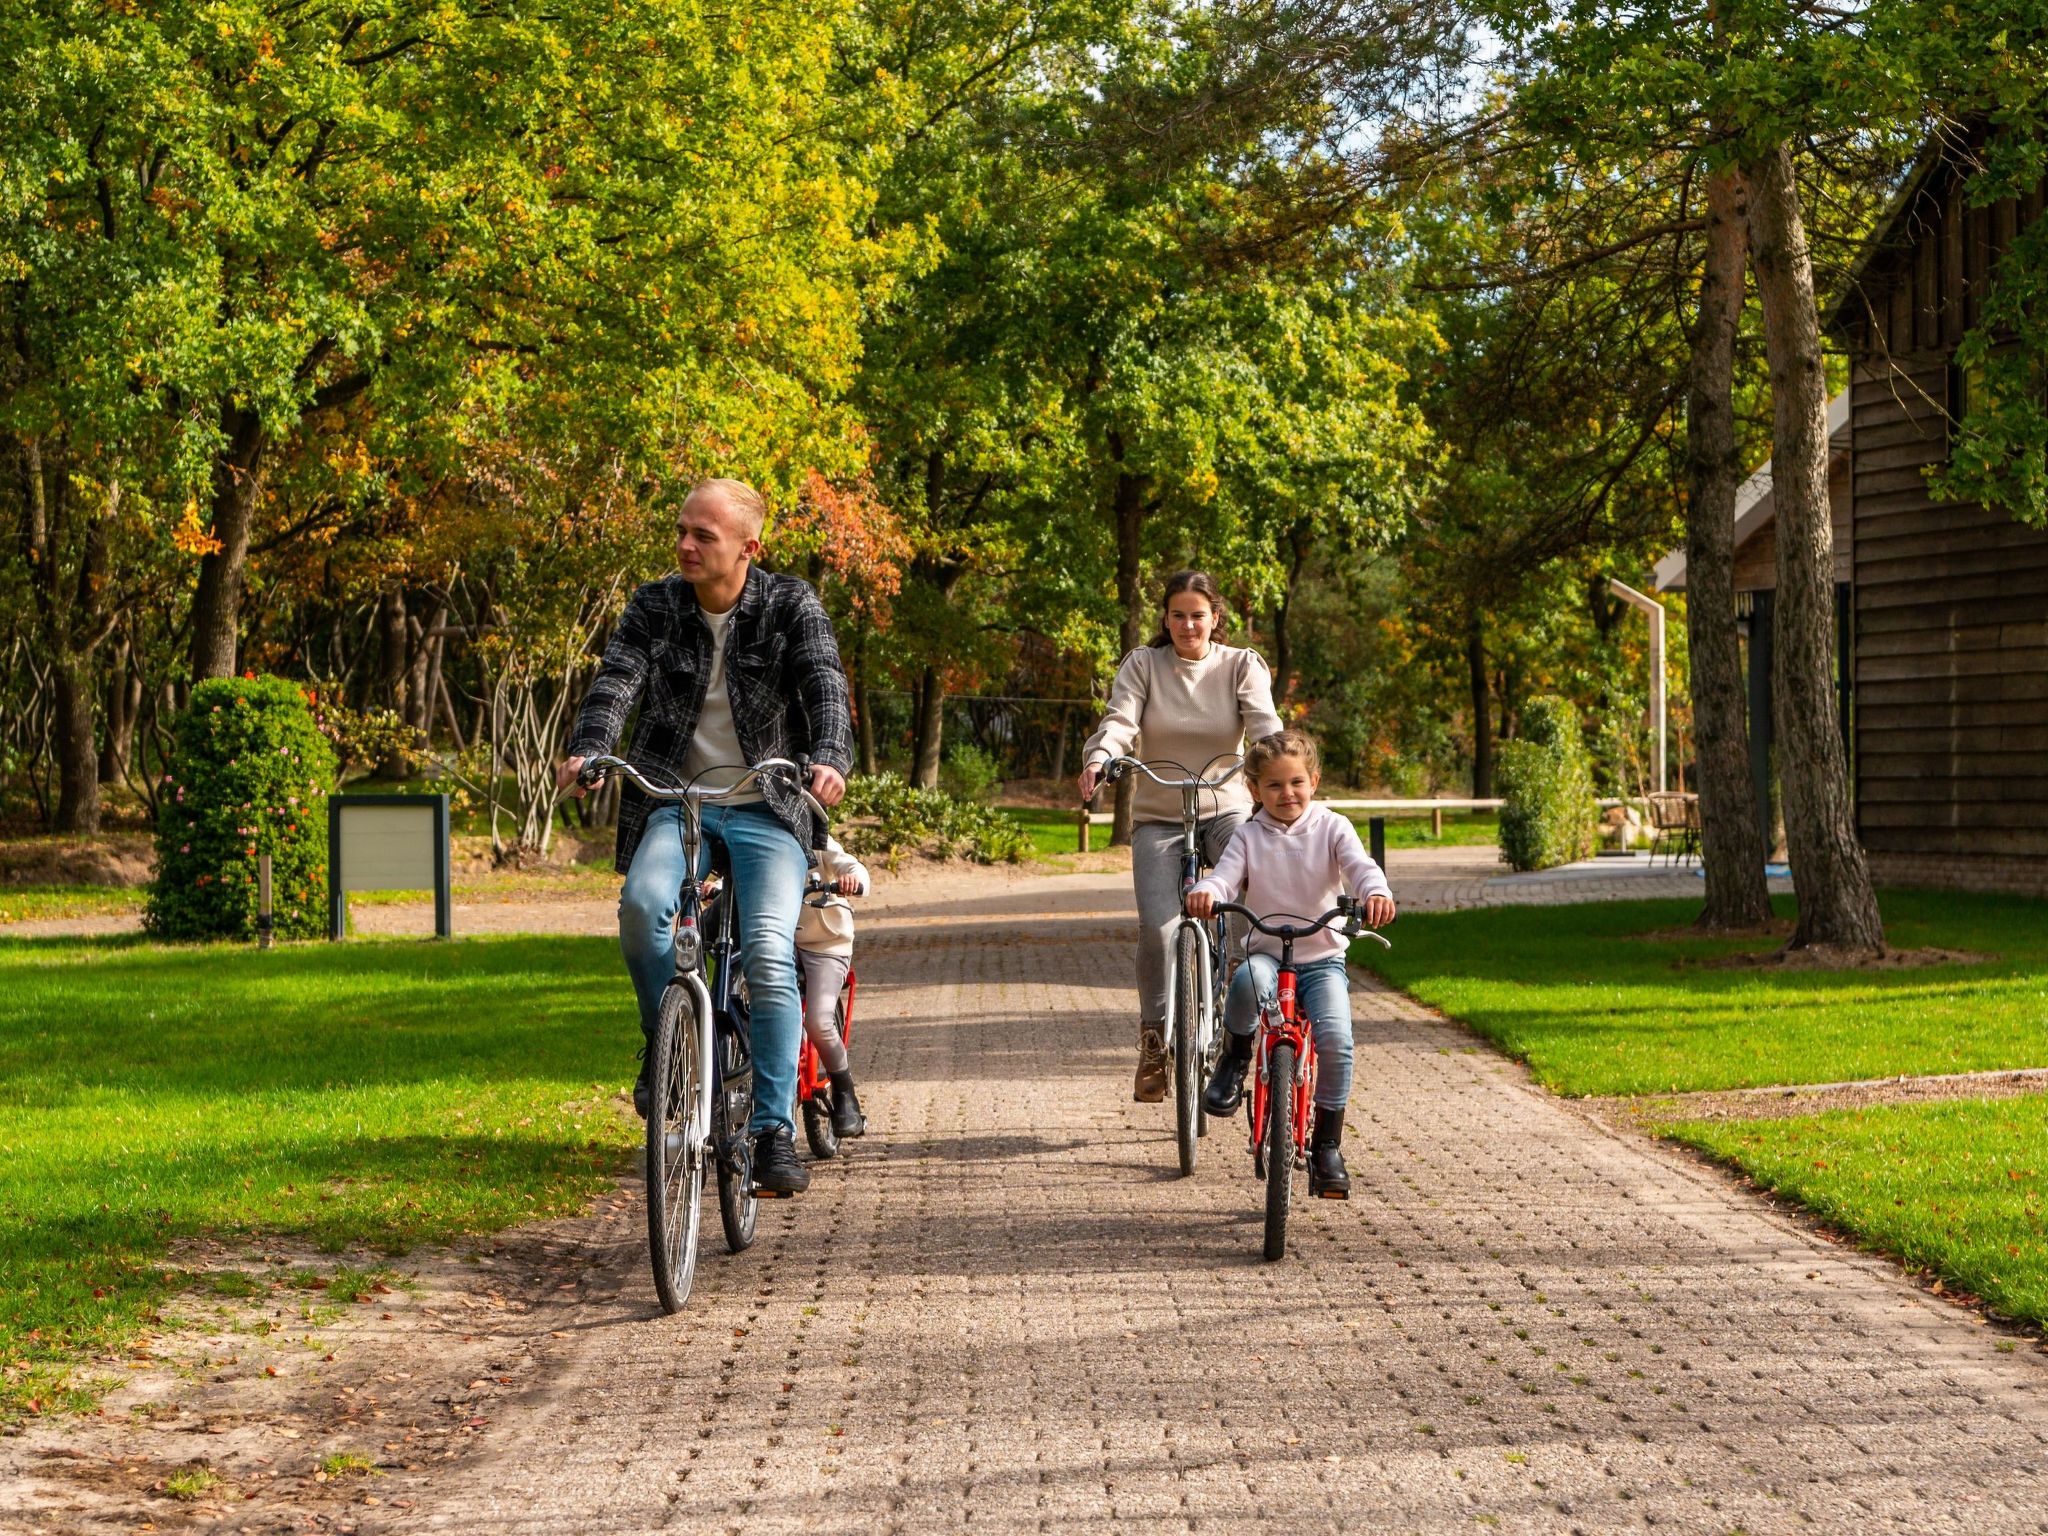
top-left (1263, 1040), bottom-right (1297, 1262)
top-left (714, 1022), bottom-right (757, 1253)
top-left (646, 984), bottom-right (707, 1314)
top-left (1173, 925), bottom-right (1201, 1176)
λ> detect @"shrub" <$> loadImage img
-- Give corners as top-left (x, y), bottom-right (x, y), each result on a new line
top-left (837, 771), bottom-right (1028, 865)
top-left (1496, 695), bottom-right (1597, 872)
top-left (941, 742), bottom-right (1002, 804)
top-left (146, 677), bottom-right (337, 941)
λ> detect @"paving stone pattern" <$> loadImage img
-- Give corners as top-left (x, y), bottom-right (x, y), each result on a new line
top-left (406, 871), bottom-right (2048, 1536)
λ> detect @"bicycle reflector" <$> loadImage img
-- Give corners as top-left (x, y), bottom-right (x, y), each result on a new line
top-left (674, 916), bottom-right (702, 972)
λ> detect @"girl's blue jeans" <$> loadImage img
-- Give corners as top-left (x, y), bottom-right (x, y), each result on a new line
top-left (1221, 953), bottom-right (1354, 1111)
top-left (619, 802), bottom-right (807, 1136)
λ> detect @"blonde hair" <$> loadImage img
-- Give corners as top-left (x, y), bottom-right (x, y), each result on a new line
top-left (1245, 728), bottom-right (1320, 782)
top-left (685, 477), bottom-right (768, 542)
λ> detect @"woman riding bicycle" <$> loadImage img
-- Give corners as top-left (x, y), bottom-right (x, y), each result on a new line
top-left (1078, 571), bottom-right (1282, 1103)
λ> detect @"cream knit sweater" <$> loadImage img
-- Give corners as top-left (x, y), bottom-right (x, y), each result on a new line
top-left (1080, 643), bottom-right (1283, 824)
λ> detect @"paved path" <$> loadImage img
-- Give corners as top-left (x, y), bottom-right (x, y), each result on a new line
top-left (398, 870), bottom-right (2048, 1535)
top-left (0, 841), bottom-right (1793, 941)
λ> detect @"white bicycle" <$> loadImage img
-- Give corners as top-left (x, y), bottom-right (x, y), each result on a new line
top-left (1101, 753), bottom-right (1245, 1176)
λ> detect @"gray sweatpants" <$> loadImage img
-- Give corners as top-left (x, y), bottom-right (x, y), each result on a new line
top-left (1132, 812), bottom-right (1247, 1029)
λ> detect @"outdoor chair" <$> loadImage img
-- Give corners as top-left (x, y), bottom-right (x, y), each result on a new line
top-left (1646, 792), bottom-right (1700, 866)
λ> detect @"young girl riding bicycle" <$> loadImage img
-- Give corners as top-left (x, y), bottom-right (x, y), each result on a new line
top-left (1185, 728), bottom-right (1396, 1199)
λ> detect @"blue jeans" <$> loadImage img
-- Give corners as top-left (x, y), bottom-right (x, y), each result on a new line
top-left (620, 802), bottom-right (808, 1136)
top-left (1222, 953), bottom-right (1354, 1111)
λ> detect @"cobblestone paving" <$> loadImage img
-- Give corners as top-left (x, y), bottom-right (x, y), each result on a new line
top-left (404, 872), bottom-right (2048, 1536)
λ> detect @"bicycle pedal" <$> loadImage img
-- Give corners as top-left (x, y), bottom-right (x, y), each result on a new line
top-left (751, 1185), bottom-right (798, 1200)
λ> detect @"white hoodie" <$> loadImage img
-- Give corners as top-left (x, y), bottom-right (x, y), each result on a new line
top-left (796, 836), bottom-right (869, 959)
top-left (1190, 804), bottom-right (1392, 964)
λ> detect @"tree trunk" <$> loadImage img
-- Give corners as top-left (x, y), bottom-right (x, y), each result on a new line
top-left (1270, 522), bottom-right (1308, 702)
top-left (910, 663), bottom-right (944, 790)
top-left (854, 629), bottom-right (878, 777)
top-left (99, 638), bottom-right (141, 785)
top-left (53, 657), bottom-right (101, 833)
top-left (189, 409), bottom-right (266, 681)
top-left (1466, 616), bottom-right (1493, 799)
top-left (1742, 142), bottom-right (1883, 953)
top-left (377, 584), bottom-right (410, 777)
top-left (1686, 163), bottom-right (1774, 931)
top-left (1110, 460), bottom-right (1146, 846)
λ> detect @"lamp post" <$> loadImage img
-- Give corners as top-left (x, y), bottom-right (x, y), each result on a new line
top-left (1607, 579), bottom-right (1667, 794)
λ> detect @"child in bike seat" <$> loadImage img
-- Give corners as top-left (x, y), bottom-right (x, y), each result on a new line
top-left (1184, 727), bottom-right (1396, 1199)
top-left (797, 833), bottom-right (871, 1140)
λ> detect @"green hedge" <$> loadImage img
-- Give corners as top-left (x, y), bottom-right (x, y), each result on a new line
top-left (838, 772), bottom-right (1029, 865)
top-left (1496, 695), bottom-right (1597, 872)
top-left (146, 677), bottom-right (338, 941)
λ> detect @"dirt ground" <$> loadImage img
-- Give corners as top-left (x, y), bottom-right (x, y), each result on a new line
top-left (1585, 1066), bottom-right (2048, 1125)
top-left (0, 1189), bottom-right (640, 1536)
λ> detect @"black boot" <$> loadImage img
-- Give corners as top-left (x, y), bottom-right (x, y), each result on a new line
top-left (1204, 1033), bottom-right (1253, 1116)
top-left (828, 1070), bottom-right (867, 1139)
top-left (751, 1127), bottom-right (811, 1196)
top-left (1308, 1107), bottom-right (1350, 1200)
top-left (632, 1037), bottom-right (653, 1120)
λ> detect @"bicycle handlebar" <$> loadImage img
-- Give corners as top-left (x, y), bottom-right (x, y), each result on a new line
top-left (577, 753), bottom-right (830, 825)
top-left (1207, 897), bottom-right (1392, 950)
top-left (1098, 754), bottom-right (1244, 792)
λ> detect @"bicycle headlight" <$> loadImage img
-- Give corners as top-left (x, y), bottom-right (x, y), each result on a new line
top-left (673, 918), bottom-right (701, 972)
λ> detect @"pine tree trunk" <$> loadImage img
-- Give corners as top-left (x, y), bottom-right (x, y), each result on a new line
top-left (53, 658), bottom-right (101, 833)
top-left (189, 410), bottom-right (266, 681)
top-left (1466, 617), bottom-right (1493, 799)
top-left (1686, 164), bottom-right (1774, 931)
top-left (1742, 142), bottom-right (1884, 954)
top-left (910, 664), bottom-right (944, 790)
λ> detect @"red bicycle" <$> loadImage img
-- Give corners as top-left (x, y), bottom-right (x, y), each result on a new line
top-left (796, 967), bottom-right (858, 1158)
top-left (1208, 897), bottom-right (1390, 1261)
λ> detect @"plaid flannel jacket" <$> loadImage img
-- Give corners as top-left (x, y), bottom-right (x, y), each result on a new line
top-left (567, 566), bottom-right (854, 873)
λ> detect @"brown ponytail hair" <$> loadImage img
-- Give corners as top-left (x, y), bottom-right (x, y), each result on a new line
top-left (1147, 570), bottom-right (1228, 648)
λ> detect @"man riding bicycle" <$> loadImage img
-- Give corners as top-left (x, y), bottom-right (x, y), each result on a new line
top-left (557, 477), bottom-right (852, 1198)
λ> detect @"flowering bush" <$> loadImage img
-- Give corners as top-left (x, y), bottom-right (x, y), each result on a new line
top-left (146, 677), bottom-right (338, 941)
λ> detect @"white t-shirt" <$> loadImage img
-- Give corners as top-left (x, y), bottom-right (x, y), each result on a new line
top-left (680, 604), bottom-right (763, 804)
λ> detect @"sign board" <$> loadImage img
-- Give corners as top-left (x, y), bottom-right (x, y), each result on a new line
top-left (328, 794), bottom-right (451, 939)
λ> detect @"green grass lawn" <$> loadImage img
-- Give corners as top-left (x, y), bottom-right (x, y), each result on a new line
top-left (1356, 890), bottom-right (2048, 1097)
top-left (1342, 810), bottom-right (1500, 851)
top-left (0, 885), bottom-right (144, 924)
top-left (1667, 1099), bottom-right (2048, 1327)
top-left (1000, 805), bottom-right (1501, 859)
top-left (0, 934), bottom-right (635, 1420)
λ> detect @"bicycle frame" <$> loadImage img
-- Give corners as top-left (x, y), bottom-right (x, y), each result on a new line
top-left (1099, 754), bottom-right (1244, 1059)
top-left (581, 753), bottom-right (829, 1168)
top-left (1244, 947), bottom-right (1318, 1173)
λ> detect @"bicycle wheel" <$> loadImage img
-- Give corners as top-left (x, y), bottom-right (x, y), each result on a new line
top-left (1262, 1040), bottom-right (1297, 1262)
top-left (1173, 924), bottom-right (1202, 1176)
top-left (801, 1093), bottom-right (838, 1161)
top-left (713, 1021), bottom-right (758, 1253)
top-left (645, 984), bottom-right (707, 1314)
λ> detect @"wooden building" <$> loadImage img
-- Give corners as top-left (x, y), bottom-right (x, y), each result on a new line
top-left (1655, 130), bottom-right (2048, 896)
top-left (1826, 133), bottom-right (2048, 896)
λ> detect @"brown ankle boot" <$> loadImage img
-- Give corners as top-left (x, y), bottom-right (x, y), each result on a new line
top-left (1133, 1026), bottom-right (1168, 1103)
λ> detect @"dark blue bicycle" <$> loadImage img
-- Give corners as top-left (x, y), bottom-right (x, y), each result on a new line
top-left (577, 754), bottom-right (825, 1313)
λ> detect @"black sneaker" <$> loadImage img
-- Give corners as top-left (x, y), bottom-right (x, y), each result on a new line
top-left (632, 1040), bottom-right (652, 1120)
top-left (828, 1071), bottom-right (866, 1139)
top-left (1308, 1107), bottom-right (1350, 1199)
top-left (1204, 1036), bottom-right (1253, 1116)
top-left (751, 1127), bottom-right (810, 1196)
